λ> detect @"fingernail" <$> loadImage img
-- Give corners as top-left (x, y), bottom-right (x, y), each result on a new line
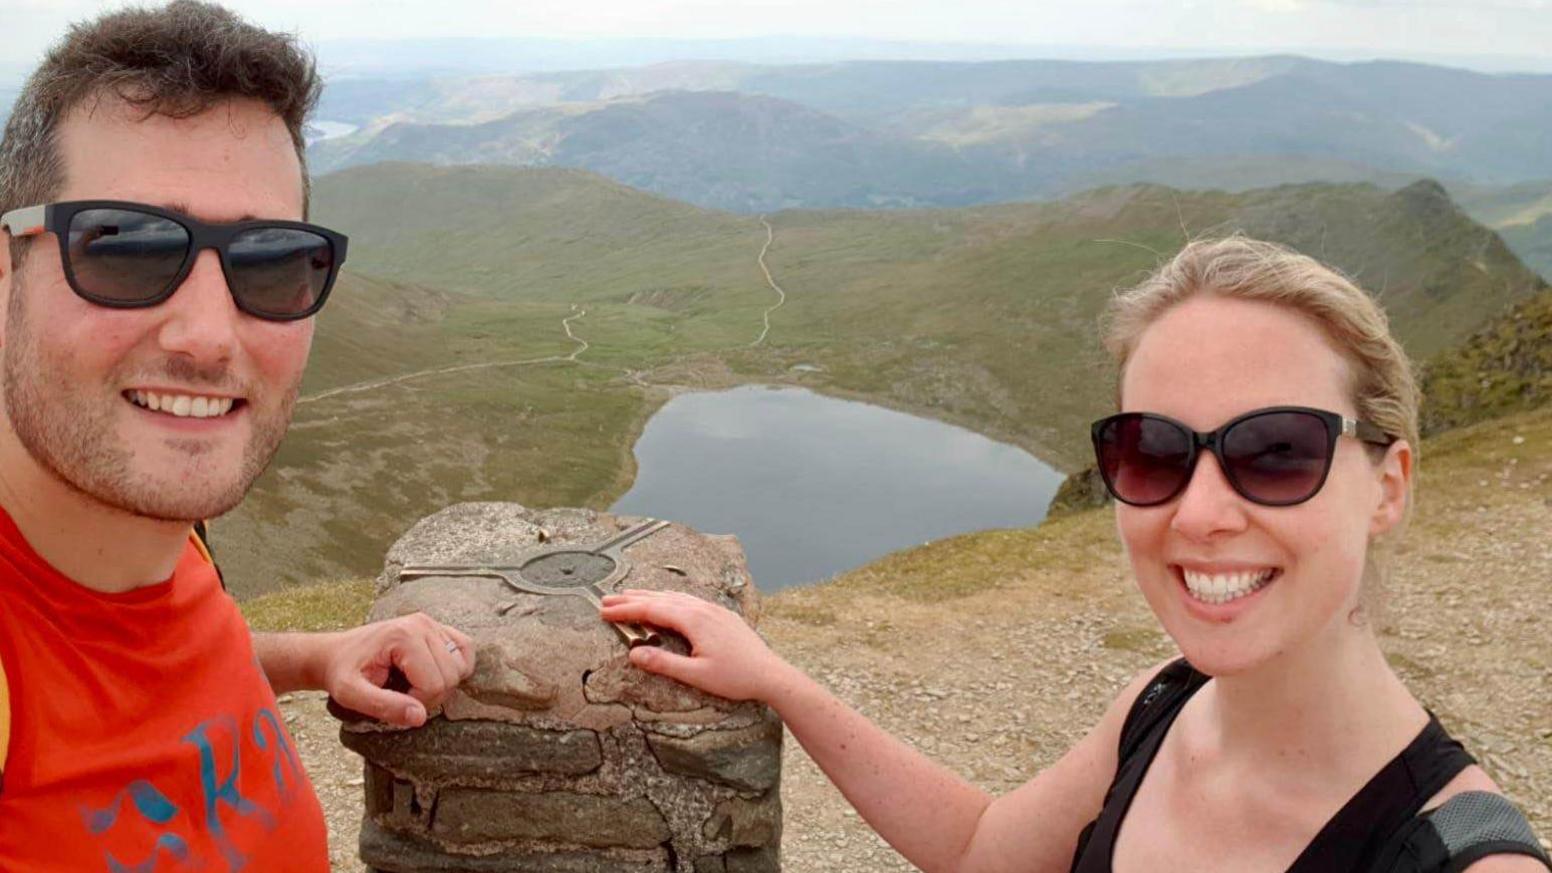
top-left (406, 702), bottom-right (426, 724)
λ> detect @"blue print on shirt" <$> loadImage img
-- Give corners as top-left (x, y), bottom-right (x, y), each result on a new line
top-left (184, 714), bottom-right (277, 869)
top-left (81, 706), bottom-right (299, 872)
top-left (105, 834), bottom-right (191, 873)
top-left (82, 780), bottom-right (180, 833)
top-left (252, 708), bottom-right (300, 798)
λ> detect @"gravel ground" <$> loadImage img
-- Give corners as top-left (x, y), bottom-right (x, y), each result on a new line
top-left (287, 432), bottom-right (1552, 871)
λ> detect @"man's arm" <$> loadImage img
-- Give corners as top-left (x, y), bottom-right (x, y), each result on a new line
top-left (251, 630), bottom-right (341, 694)
top-left (252, 614), bottom-right (475, 727)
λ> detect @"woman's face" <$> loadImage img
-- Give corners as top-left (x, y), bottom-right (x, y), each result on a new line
top-left (1116, 295), bottom-right (1410, 676)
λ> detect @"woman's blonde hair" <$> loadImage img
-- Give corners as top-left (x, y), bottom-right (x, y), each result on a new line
top-left (1102, 236), bottom-right (1421, 618)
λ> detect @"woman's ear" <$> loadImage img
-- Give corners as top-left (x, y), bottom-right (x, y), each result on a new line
top-left (1369, 438), bottom-right (1413, 538)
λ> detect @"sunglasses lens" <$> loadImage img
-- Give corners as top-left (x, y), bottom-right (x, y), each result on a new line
top-left (227, 227), bottom-right (335, 318)
top-left (1096, 414), bottom-right (1193, 505)
top-left (1221, 411), bottom-right (1331, 504)
top-left (67, 208), bottom-right (189, 304)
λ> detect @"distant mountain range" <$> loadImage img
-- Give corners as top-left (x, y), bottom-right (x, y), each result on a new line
top-left (309, 37), bottom-right (1552, 79)
top-left (5, 55), bottom-right (1549, 279)
top-left (311, 57), bottom-right (1552, 208)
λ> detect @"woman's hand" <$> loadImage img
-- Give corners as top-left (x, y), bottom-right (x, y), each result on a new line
top-left (599, 589), bottom-right (786, 703)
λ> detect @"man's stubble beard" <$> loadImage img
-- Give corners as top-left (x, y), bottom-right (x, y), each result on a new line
top-left (1, 271), bottom-right (300, 522)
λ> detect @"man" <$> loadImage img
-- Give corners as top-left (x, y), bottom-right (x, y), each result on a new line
top-left (0, 2), bottom-right (474, 868)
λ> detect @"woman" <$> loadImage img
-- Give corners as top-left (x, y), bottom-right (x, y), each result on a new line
top-left (600, 237), bottom-right (1550, 872)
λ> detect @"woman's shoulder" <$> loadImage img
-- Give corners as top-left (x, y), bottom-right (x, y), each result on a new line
top-left (1425, 763), bottom-right (1507, 809)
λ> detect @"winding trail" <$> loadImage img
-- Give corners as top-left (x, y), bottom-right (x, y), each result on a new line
top-left (298, 305), bottom-right (590, 405)
top-left (300, 215), bottom-right (784, 405)
top-left (750, 216), bottom-right (786, 347)
top-left (559, 304), bottom-right (590, 360)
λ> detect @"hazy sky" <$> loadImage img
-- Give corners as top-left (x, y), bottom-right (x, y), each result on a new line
top-left (3, 0), bottom-right (1551, 74)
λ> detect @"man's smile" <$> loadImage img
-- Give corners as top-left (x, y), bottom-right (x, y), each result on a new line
top-left (124, 388), bottom-right (244, 419)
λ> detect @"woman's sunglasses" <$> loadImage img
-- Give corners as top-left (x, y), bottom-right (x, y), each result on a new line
top-left (1091, 406), bottom-right (1395, 507)
top-left (1, 200), bottom-right (348, 322)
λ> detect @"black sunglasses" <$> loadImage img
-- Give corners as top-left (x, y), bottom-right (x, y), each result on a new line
top-left (1091, 406), bottom-right (1395, 507)
top-left (1, 200), bottom-right (348, 321)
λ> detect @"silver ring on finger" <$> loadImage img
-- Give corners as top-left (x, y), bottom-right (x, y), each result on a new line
top-left (444, 639), bottom-right (459, 654)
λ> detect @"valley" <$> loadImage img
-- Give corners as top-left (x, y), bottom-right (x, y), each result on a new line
top-left (215, 163), bottom-right (1546, 598)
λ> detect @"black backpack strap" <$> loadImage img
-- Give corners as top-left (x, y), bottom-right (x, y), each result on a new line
top-left (1423, 791), bottom-right (1551, 873)
top-left (1071, 659), bottom-right (1209, 872)
top-left (1381, 791), bottom-right (1552, 873)
top-left (1118, 658), bottom-right (1208, 761)
top-left (192, 520), bottom-right (228, 592)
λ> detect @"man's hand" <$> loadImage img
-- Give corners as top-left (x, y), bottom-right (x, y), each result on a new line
top-left (321, 614), bottom-right (476, 727)
top-left (253, 614), bottom-right (476, 728)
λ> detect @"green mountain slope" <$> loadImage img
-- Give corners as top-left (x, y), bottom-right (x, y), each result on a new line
top-left (1501, 217), bottom-right (1552, 281)
top-left (218, 165), bottom-right (1545, 598)
top-left (1447, 180), bottom-right (1552, 282)
top-left (1421, 285), bottom-right (1552, 434)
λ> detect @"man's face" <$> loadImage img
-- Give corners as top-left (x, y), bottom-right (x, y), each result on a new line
top-left (0, 97), bottom-right (314, 522)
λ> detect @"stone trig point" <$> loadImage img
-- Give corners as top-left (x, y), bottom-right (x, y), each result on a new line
top-left (336, 503), bottom-right (782, 872)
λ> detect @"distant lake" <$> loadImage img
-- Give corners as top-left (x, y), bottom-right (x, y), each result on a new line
top-left (611, 385), bottom-right (1064, 591)
top-left (307, 120), bottom-right (359, 143)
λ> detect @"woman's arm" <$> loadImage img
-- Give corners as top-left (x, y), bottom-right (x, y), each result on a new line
top-left (600, 590), bottom-right (1166, 873)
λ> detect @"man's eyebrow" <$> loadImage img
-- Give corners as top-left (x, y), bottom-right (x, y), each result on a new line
top-left (159, 200), bottom-right (258, 222)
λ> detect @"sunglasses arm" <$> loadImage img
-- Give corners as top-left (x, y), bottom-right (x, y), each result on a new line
top-left (0, 205), bottom-right (47, 238)
top-left (1343, 417), bottom-right (1393, 445)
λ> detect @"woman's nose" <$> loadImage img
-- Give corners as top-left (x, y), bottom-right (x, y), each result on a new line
top-left (1168, 451), bottom-right (1250, 540)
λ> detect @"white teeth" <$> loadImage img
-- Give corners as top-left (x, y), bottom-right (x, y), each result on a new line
top-left (128, 390), bottom-right (236, 419)
top-left (1182, 568), bottom-right (1276, 605)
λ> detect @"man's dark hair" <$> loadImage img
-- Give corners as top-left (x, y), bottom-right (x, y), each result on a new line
top-left (0, 0), bottom-right (322, 266)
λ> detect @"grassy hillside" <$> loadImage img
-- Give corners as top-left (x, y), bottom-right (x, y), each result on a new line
top-left (1421, 285), bottom-right (1552, 434)
top-left (217, 165), bottom-right (1544, 598)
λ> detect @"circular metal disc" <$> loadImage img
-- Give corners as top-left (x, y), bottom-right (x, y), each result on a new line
top-left (517, 551), bottom-right (617, 588)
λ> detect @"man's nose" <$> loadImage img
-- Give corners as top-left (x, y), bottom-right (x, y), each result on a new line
top-left (1168, 451), bottom-right (1250, 541)
top-left (155, 249), bottom-right (238, 365)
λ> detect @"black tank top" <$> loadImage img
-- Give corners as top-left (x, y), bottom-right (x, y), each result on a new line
top-left (1069, 659), bottom-right (1482, 872)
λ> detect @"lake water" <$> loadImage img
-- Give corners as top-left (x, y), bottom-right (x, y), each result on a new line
top-left (306, 120), bottom-right (359, 143)
top-left (611, 385), bottom-right (1065, 591)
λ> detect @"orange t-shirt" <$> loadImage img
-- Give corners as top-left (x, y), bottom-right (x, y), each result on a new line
top-left (0, 509), bottom-right (329, 871)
